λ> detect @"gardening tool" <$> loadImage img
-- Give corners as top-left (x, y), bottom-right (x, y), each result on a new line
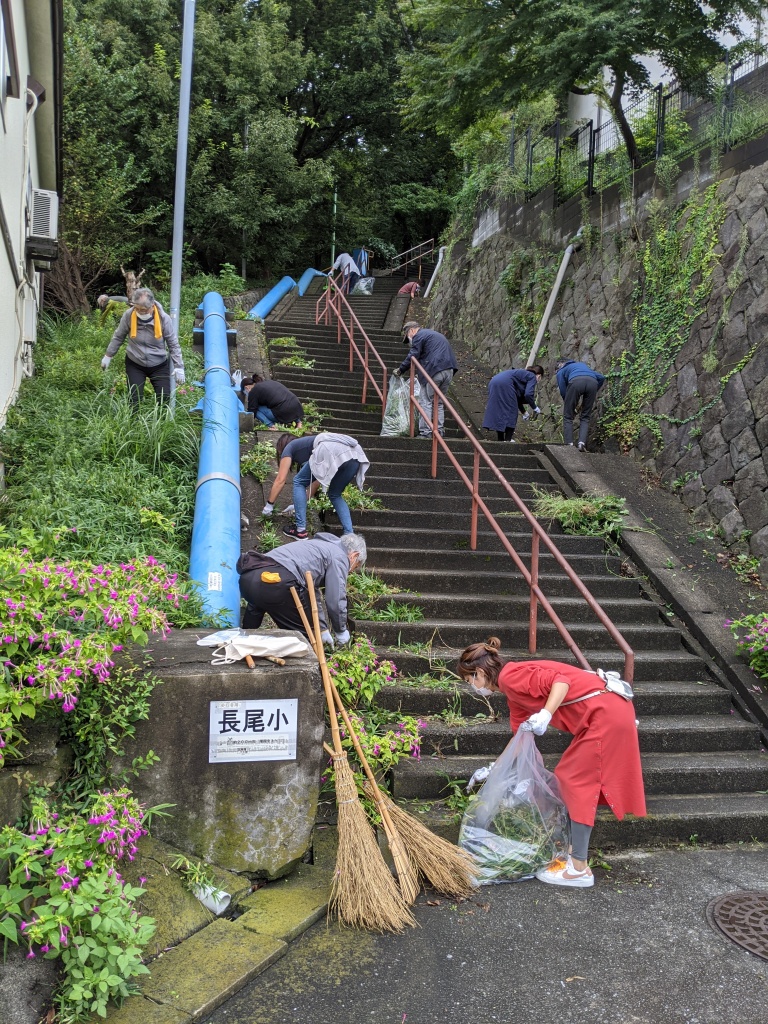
top-left (302, 572), bottom-right (415, 933)
top-left (292, 585), bottom-right (477, 900)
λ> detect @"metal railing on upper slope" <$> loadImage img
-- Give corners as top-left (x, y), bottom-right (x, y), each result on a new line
top-left (390, 239), bottom-right (435, 277)
top-left (315, 280), bottom-right (635, 680)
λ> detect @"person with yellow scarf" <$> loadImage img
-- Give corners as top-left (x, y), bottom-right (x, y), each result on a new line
top-left (101, 287), bottom-right (185, 406)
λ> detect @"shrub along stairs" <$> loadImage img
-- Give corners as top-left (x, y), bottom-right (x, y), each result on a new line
top-left (262, 285), bottom-right (768, 849)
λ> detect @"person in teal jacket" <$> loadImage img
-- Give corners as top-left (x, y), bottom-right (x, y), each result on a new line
top-left (556, 360), bottom-right (606, 452)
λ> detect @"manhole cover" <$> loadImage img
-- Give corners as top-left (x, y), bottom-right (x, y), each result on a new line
top-left (706, 891), bottom-right (768, 962)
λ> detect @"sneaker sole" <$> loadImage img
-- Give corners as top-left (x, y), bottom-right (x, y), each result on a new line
top-left (535, 872), bottom-right (594, 888)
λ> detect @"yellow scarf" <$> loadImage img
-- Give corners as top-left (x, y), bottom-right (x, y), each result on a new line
top-left (129, 306), bottom-right (162, 340)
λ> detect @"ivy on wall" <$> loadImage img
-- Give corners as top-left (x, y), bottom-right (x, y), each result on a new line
top-left (499, 246), bottom-right (559, 361)
top-left (601, 182), bottom-right (726, 450)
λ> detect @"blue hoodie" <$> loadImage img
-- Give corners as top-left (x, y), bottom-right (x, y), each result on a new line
top-left (556, 361), bottom-right (606, 399)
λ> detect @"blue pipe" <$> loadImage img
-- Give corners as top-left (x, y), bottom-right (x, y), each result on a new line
top-left (297, 268), bottom-right (326, 296)
top-left (248, 276), bottom-right (296, 319)
top-left (189, 291), bottom-right (242, 626)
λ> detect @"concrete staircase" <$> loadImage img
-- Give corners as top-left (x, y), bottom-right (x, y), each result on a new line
top-left (262, 279), bottom-right (768, 849)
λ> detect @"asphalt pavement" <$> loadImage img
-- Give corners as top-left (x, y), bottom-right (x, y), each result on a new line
top-left (202, 845), bottom-right (768, 1024)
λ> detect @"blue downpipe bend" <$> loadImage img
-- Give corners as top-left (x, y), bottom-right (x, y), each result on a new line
top-left (297, 268), bottom-right (326, 296)
top-left (248, 276), bottom-right (296, 319)
top-left (189, 291), bottom-right (241, 626)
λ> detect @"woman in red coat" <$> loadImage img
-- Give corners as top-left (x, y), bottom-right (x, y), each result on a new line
top-left (458, 638), bottom-right (646, 888)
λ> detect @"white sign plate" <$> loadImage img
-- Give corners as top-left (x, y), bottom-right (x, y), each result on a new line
top-left (209, 699), bottom-right (298, 762)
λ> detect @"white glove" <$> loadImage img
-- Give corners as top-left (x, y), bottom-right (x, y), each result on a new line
top-left (522, 411), bottom-right (530, 421)
top-left (174, 367), bottom-right (186, 385)
top-left (282, 504), bottom-right (295, 515)
top-left (466, 762), bottom-right (495, 793)
top-left (101, 355), bottom-right (111, 370)
top-left (534, 406), bottom-right (541, 415)
top-left (320, 630), bottom-right (334, 648)
top-left (335, 629), bottom-right (351, 645)
top-left (519, 709), bottom-right (552, 735)
top-left (261, 502), bottom-right (274, 516)
top-left (231, 369), bottom-right (243, 388)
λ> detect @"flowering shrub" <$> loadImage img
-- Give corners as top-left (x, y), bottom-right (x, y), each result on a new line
top-left (327, 635), bottom-right (397, 708)
top-left (339, 710), bottom-right (424, 773)
top-left (0, 789), bottom-right (155, 1021)
top-left (0, 547), bottom-right (196, 762)
top-left (726, 613), bottom-right (768, 680)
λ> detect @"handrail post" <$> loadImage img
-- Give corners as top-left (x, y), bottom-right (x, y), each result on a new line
top-left (362, 343), bottom-right (369, 404)
top-left (431, 391), bottom-right (439, 476)
top-left (408, 366), bottom-right (415, 437)
top-left (529, 532), bottom-right (540, 654)
top-left (470, 449), bottom-right (480, 550)
top-left (382, 367), bottom-right (388, 420)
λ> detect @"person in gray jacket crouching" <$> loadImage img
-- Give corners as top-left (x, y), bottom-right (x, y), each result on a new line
top-left (237, 532), bottom-right (366, 647)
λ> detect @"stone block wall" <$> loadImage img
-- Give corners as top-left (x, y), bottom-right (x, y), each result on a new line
top-left (429, 140), bottom-right (768, 571)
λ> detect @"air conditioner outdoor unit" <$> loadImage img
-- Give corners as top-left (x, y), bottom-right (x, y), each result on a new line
top-left (26, 188), bottom-right (59, 263)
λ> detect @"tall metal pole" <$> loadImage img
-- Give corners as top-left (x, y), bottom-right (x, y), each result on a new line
top-left (169, 0), bottom-right (197, 338)
top-left (330, 186), bottom-right (337, 268)
top-left (241, 120), bottom-right (249, 282)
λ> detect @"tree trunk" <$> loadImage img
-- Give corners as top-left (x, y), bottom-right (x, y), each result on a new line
top-left (608, 68), bottom-right (641, 169)
top-left (44, 239), bottom-right (90, 314)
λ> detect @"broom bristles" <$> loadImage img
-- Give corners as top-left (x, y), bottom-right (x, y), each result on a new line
top-left (332, 753), bottom-right (416, 933)
top-left (384, 827), bottom-right (420, 905)
top-left (382, 793), bottom-right (479, 899)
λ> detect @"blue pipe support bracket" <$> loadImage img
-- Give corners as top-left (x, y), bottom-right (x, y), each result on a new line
top-left (297, 268), bottom-right (327, 296)
top-left (248, 276), bottom-right (296, 320)
top-left (189, 292), bottom-right (242, 626)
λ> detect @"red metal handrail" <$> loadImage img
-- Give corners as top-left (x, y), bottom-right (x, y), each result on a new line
top-left (405, 359), bottom-right (635, 681)
top-left (314, 282), bottom-right (634, 681)
top-left (392, 239), bottom-right (435, 275)
top-left (315, 278), bottom-right (389, 413)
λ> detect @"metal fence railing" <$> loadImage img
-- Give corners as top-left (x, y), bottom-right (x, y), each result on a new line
top-left (512, 48), bottom-right (768, 205)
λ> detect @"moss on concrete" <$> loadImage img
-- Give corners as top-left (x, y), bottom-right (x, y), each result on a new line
top-left (139, 919), bottom-right (285, 1018)
top-left (236, 864), bottom-right (332, 941)
top-left (104, 997), bottom-right (191, 1024)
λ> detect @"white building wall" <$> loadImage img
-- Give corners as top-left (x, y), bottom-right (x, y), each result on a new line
top-left (0, 0), bottom-right (53, 429)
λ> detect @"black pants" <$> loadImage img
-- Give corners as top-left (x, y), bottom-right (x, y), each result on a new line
top-left (125, 354), bottom-right (171, 407)
top-left (239, 565), bottom-right (313, 636)
top-left (496, 427), bottom-right (516, 441)
top-left (563, 376), bottom-right (599, 445)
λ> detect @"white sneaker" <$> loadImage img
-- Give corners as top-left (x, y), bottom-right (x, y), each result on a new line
top-left (577, 442), bottom-right (587, 452)
top-left (535, 855), bottom-right (594, 888)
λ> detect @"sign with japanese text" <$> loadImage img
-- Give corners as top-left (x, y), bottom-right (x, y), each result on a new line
top-left (209, 699), bottom-right (298, 762)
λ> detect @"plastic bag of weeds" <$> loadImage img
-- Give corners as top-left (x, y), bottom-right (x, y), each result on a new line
top-left (351, 276), bottom-right (375, 295)
top-left (380, 373), bottom-right (420, 437)
top-left (459, 730), bottom-right (569, 883)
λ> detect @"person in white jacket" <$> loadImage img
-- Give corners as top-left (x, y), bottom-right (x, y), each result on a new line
top-left (262, 432), bottom-right (370, 539)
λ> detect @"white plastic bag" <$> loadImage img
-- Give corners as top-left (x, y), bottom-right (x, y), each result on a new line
top-left (196, 628), bottom-right (246, 647)
top-left (351, 276), bottom-right (375, 295)
top-left (381, 374), bottom-right (420, 437)
top-left (210, 634), bottom-right (310, 665)
top-left (459, 730), bottom-right (569, 884)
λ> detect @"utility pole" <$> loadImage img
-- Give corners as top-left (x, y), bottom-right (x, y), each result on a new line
top-left (330, 185), bottom-right (338, 268)
top-left (168, 0), bottom-right (196, 341)
top-left (241, 120), bottom-right (249, 282)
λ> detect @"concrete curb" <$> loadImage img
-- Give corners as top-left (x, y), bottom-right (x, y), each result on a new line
top-left (105, 831), bottom-right (336, 1023)
top-left (540, 444), bottom-right (768, 744)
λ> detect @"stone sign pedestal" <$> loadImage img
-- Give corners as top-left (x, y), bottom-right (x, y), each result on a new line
top-left (124, 629), bottom-right (324, 879)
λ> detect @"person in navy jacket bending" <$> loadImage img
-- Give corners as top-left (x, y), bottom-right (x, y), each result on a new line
top-left (482, 366), bottom-right (543, 442)
top-left (556, 359), bottom-right (606, 452)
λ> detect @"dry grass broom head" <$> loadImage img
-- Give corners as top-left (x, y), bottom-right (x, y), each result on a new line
top-left (332, 753), bottom-right (416, 933)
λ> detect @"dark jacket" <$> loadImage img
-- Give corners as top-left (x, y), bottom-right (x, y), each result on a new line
top-left (246, 380), bottom-right (303, 424)
top-left (482, 368), bottom-right (538, 431)
top-left (556, 361), bottom-right (606, 399)
top-left (398, 329), bottom-right (459, 386)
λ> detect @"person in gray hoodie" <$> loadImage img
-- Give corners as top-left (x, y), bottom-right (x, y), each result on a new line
top-left (101, 287), bottom-right (185, 406)
top-left (237, 532), bottom-right (366, 646)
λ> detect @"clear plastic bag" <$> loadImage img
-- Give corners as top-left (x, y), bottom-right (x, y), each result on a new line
top-left (380, 374), bottom-right (420, 437)
top-left (351, 276), bottom-right (375, 295)
top-left (459, 730), bottom-right (569, 884)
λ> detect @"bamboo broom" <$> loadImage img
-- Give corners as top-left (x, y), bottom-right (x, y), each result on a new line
top-left (291, 585), bottom-right (419, 903)
top-left (292, 584), bottom-right (475, 899)
top-left (301, 575), bottom-right (415, 933)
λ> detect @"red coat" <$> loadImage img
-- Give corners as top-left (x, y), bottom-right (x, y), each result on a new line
top-left (497, 660), bottom-right (646, 826)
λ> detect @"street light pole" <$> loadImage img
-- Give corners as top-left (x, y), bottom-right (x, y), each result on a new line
top-left (330, 185), bottom-right (337, 268)
top-left (168, 0), bottom-right (197, 340)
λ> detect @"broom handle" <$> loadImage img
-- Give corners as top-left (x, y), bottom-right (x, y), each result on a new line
top-left (305, 572), bottom-right (343, 755)
top-left (289, 586), bottom-right (319, 658)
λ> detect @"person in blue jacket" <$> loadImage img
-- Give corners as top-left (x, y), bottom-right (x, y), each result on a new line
top-left (482, 366), bottom-right (544, 442)
top-left (556, 359), bottom-right (606, 452)
top-left (394, 322), bottom-right (459, 438)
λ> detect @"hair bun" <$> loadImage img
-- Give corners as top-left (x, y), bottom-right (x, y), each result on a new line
top-left (485, 636), bottom-right (501, 651)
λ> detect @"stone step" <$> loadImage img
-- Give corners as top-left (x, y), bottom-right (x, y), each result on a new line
top-left (368, 592), bottom-right (663, 625)
top-left (376, 647), bottom-right (709, 682)
top-left (403, 792), bottom-right (768, 847)
top-left (355, 617), bottom-right (685, 651)
top-left (357, 524), bottom-right (605, 553)
top-left (364, 463), bottom-right (555, 485)
top-left (416, 714), bottom-right (758, 757)
top-left (377, 680), bottom-right (731, 718)
top-left (350, 490), bottom-right (558, 514)
top-left (367, 546), bottom-right (622, 574)
top-left (371, 567), bottom-right (642, 598)
top-left (392, 750), bottom-right (768, 799)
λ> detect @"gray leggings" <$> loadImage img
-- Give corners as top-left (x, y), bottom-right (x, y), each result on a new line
top-left (570, 820), bottom-right (593, 861)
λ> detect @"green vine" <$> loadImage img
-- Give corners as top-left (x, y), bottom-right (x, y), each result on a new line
top-left (499, 245), bottom-right (558, 360)
top-left (601, 183), bottom-right (726, 450)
